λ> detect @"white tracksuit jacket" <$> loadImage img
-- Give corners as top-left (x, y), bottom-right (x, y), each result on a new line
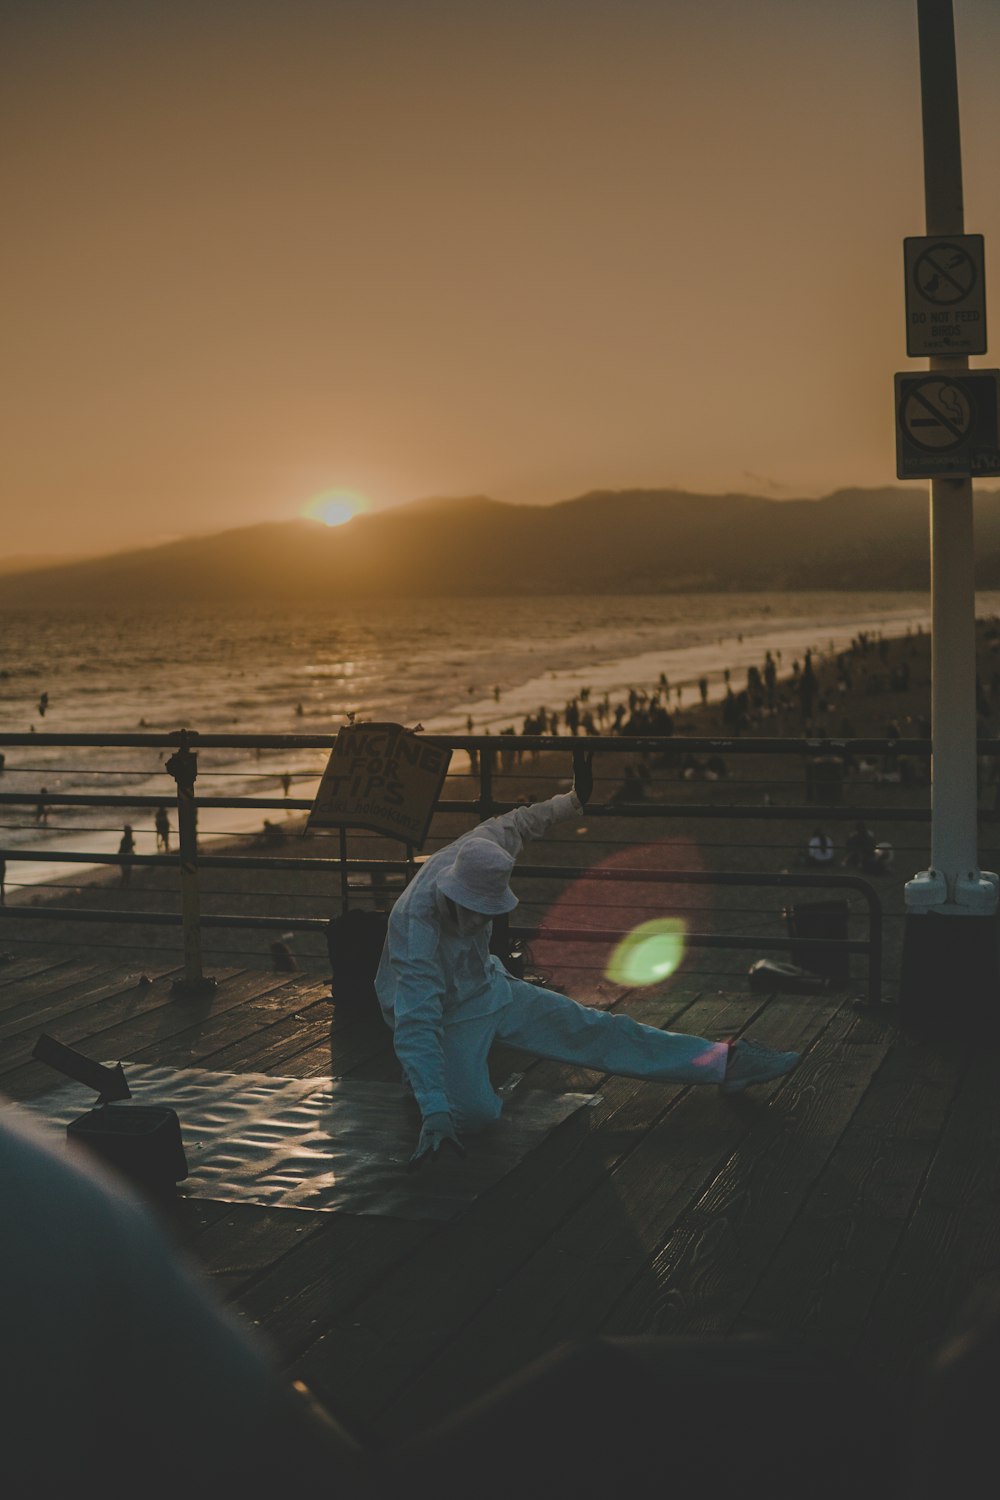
top-left (375, 791), bottom-right (581, 1118)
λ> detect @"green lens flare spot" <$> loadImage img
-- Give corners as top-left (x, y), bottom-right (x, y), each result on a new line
top-left (606, 918), bottom-right (687, 987)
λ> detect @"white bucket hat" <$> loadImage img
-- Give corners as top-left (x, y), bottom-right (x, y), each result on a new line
top-left (438, 839), bottom-right (518, 915)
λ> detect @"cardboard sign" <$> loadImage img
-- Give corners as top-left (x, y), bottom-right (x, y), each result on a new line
top-left (307, 723), bottom-right (451, 846)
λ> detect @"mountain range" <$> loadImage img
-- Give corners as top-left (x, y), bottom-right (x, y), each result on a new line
top-left (2, 486), bottom-right (998, 607)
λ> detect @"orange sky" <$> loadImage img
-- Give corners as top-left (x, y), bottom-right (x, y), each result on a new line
top-left (3, 0), bottom-right (1000, 557)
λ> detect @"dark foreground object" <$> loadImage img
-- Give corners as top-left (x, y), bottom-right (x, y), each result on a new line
top-left (387, 1335), bottom-right (894, 1500)
top-left (898, 909), bottom-right (1000, 1040)
top-left (68, 1101), bottom-right (188, 1190)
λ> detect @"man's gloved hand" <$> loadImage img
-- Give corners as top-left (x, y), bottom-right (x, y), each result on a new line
top-left (572, 747), bottom-right (595, 807)
top-left (409, 1112), bottom-right (464, 1169)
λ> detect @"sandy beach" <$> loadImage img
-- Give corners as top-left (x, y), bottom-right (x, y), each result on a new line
top-left (4, 618), bottom-right (1000, 1003)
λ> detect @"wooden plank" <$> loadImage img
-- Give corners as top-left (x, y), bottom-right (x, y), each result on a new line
top-left (0, 953), bottom-right (84, 990)
top-left (160, 1196), bottom-right (238, 1250)
top-left (0, 957), bottom-right (180, 1042)
top-left (183, 1204), bottom-right (327, 1294)
top-left (0, 957), bottom-right (108, 1016)
top-left (281, 1009), bottom-right (398, 1080)
top-left (597, 998), bottom-right (894, 1345)
top-left (288, 991), bottom-right (724, 1432)
top-left (0, 966), bottom-right (206, 1083)
top-left (856, 1043), bottom-right (1000, 1386)
top-left (0, 966), bottom-right (275, 1098)
top-left (130, 978), bottom-right (333, 1070)
top-left (735, 1026), bottom-right (967, 1359)
top-left (380, 990), bottom-right (846, 1435)
top-left (186, 997), bottom-right (335, 1074)
top-left (236, 1215), bottom-right (432, 1368)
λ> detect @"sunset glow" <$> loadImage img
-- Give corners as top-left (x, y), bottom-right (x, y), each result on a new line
top-left (302, 491), bottom-right (368, 528)
top-left (7, 3), bottom-right (1000, 558)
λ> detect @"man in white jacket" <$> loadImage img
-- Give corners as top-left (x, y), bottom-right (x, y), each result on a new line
top-left (376, 750), bottom-right (800, 1166)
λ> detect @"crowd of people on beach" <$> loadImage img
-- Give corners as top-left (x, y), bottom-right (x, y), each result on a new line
top-left (475, 627), bottom-right (933, 748)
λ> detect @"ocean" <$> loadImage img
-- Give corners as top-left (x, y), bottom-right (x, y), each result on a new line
top-left (0, 589), bottom-right (992, 888)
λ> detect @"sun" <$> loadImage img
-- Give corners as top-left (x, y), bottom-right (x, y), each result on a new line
top-left (302, 489), bottom-right (368, 527)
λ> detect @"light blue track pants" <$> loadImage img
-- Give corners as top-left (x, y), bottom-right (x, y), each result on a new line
top-left (436, 980), bottom-right (728, 1132)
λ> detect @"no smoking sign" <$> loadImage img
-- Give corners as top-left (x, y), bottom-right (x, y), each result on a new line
top-left (895, 371), bottom-right (1000, 478)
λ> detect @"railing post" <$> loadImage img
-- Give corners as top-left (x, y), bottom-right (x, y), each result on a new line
top-left (478, 743), bottom-right (494, 823)
top-left (339, 826), bottom-right (350, 914)
top-left (165, 730), bottom-right (217, 998)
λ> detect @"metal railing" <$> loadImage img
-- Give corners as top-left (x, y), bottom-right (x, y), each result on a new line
top-left (0, 727), bottom-right (973, 1000)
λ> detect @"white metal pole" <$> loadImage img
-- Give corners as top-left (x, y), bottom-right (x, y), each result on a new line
top-left (906, 0), bottom-right (996, 915)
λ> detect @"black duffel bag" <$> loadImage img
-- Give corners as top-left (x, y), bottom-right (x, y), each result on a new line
top-left (327, 909), bottom-right (389, 1011)
top-left (328, 907), bottom-right (528, 1011)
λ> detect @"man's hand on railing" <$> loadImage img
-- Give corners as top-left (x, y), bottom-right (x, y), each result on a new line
top-left (572, 748), bottom-right (595, 807)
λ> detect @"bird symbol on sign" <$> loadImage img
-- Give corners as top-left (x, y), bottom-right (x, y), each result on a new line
top-left (922, 273), bottom-right (941, 294)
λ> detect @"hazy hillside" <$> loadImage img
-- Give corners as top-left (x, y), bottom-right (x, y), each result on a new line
top-left (2, 486), bottom-right (999, 608)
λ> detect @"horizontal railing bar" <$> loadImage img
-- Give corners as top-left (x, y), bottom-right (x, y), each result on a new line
top-left (0, 852), bottom-right (875, 888)
top-left (0, 731), bottom-right (978, 755)
top-left (0, 849), bottom-right (411, 873)
top-left (0, 792), bottom-right (965, 828)
top-left (0, 907), bottom-right (330, 931)
top-left (0, 904), bottom-right (870, 950)
top-left (512, 928), bottom-right (874, 953)
top-left (0, 792), bottom-right (964, 823)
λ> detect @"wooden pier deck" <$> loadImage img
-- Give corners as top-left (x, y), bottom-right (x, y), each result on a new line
top-left (2, 948), bottom-right (997, 1449)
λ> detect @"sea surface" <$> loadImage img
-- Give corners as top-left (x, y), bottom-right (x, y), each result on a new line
top-left (0, 590), bottom-right (993, 889)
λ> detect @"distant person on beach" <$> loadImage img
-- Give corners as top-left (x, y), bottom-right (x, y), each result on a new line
top-left (376, 749), bottom-right (800, 1168)
top-left (874, 841), bottom-right (894, 872)
top-left (842, 821), bottom-right (892, 874)
top-left (842, 821), bottom-right (875, 870)
top-left (155, 805), bottom-right (171, 851)
top-left (610, 763), bottom-right (649, 804)
top-left (35, 787), bottom-right (48, 825)
top-left (37, 691), bottom-right (48, 717)
top-left (807, 828), bottom-right (834, 865)
top-left (281, 773), bottom-right (292, 797)
top-left (118, 823), bottom-right (135, 886)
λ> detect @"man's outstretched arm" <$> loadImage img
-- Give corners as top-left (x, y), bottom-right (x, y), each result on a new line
top-left (482, 748), bottom-right (597, 857)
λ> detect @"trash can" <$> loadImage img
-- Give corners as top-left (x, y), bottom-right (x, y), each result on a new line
top-left (67, 1103), bottom-right (188, 1190)
top-left (784, 899), bottom-right (850, 984)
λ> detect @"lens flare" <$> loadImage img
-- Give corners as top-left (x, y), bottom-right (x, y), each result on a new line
top-left (302, 489), bottom-right (368, 527)
top-left (606, 917), bottom-right (687, 987)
